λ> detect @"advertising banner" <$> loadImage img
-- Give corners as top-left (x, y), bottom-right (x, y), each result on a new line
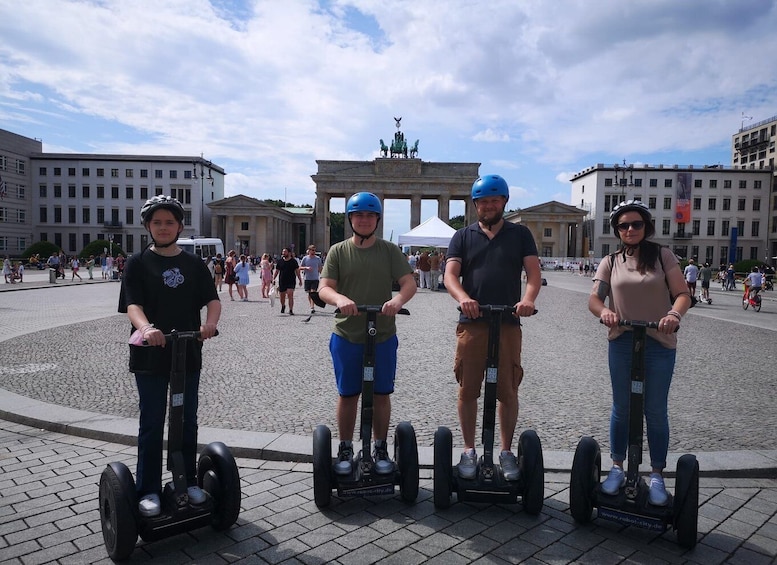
top-left (675, 172), bottom-right (692, 223)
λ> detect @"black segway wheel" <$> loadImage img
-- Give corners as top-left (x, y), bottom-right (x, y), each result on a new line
top-left (198, 442), bottom-right (241, 531)
top-left (433, 426), bottom-right (453, 509)
top-left (98, 462), bottom-right (138, 561)
top-left (569, 436), bottom-right (601, 524)
top-left (518, 429), bottom-right (544, 515)
top-left (395, 421), bottom-right (419, 503)
top-left (312, 425), bottom-right (333, 508)
top-left (674, 454), bottom-right (699, 549)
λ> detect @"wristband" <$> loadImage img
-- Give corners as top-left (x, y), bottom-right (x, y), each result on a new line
top-left (667, 310), bottom-right (682, 321)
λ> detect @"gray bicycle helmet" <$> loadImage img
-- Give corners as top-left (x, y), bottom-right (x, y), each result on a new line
top-left (610, 199), bottom-right (655, 238)
top-left (140, 195), bottom-right (184, 225)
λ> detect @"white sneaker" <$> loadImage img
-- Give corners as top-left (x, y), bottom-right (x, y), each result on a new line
top-left (138, 493), bottom-right (161, 517)
top-left (601, 465), bottom-right (625, 495)
top-left (187, 486), bottom-right (206, 505)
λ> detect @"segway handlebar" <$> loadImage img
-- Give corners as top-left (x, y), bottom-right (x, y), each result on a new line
top-left (143, 329), bottom-right (219, 345)
top-left (334, 305), bottom-right (410, 315)
top-left (457, 305), bottom-right (538, 315)
top-left (599, 319), bottom-right (678, 331)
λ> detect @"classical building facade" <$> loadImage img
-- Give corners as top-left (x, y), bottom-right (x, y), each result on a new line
top-left (570, 163), bottom-right (774, 265)
top-left (311, 158), bottom-right (480, 250)
top-left (505, 201), bottom-right (588, 259)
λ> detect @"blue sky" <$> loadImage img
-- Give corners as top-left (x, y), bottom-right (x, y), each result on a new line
top-left (1, 0), bottom-right (776, 243)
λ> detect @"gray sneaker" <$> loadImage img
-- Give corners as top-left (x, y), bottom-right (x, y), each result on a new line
top-left (372, 440), bottom-right (394, 474)
top-left (601, 465), bottom-right (625, 495)
top-left (458, 448), bottom-right (477, 479)
top-left (499, 450), bottom-right (519, 481)
top-left (334, 441), bottom-right (354, 476)
top-left (138, 493), bottom-right (161, 517)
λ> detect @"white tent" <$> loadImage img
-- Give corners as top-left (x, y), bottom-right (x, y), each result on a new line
top-left (397, 216), bottom-right (457, 248)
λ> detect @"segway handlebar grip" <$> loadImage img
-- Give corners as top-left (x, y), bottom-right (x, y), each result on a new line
top-left (334, 306), bottom-right (410, 315)
top-left (599, 319), bottom-right (678, 331)
top-left (143, 329), bottom-right (219, 345)
top-left (457, 305), bottom-right (538, 316)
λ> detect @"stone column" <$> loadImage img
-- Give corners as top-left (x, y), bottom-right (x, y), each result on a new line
top-left (410, 194), bottom-right (422, 229)
top-left (249, 215), bottom-right (257, 257)
top-left (465, 199), bottom-right (475, 225)
top-left (373, 192), bottom-right (384, 239)
top-left (438, 193), bottom-right (450, 222)
top-left (315, 191), bottom-right (330, 251)
top-left (225, 215), bottom-right (235, 254)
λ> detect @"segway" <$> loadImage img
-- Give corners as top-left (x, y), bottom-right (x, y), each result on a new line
top-left (433, 305), bottom-right (544, 514)
top-left (99, 330), bottom-right (240, 561)
top-left (569, 320), bottom-right (698, 549)
top-left (313, 306), bottom-right (418, 507)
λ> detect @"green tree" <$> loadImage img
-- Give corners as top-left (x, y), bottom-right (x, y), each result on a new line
top-left (21, 241), bottom-right (60, 260)
top-left (449, 215), bottom-right (466, 230)
top-left (80, 239), bottom-right (126, 259)
top-left (330, 212), bottom-right (345, 243)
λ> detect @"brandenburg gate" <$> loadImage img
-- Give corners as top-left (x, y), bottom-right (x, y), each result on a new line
top-left (311, 120), bottom-right (479, 250)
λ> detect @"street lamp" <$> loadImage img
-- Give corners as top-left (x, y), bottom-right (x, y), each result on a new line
top-left (192, 155), bottom-right (214, 236)
top-left (612, 160), bottom-right (634, 202)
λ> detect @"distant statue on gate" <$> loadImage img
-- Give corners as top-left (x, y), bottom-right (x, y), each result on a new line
top-left (379, 117), bottom-right (417, 159)
top-left (409, 139), bottom-right (419, 159)
top-left (379, 139), bottom-right (389, 158)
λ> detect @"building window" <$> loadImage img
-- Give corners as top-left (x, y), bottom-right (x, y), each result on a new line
top-left (664, 179), bottom-right (673, 188)
top-left (723, 198), bottom-right (730, 211)
top-left (82, 185), bottom-right (90, 198)
top-left (737, 220), bottom-right (744, 234)
top-left (54, 207), bottom-right (62, 223)
top-left (184, 170), bottom-right (192, 179)
top-left (663, 197), bottom-right (672, 210)
top-left (241, 221), bottom-right (249, 231)
top-left (140, 169), bottom-right (148, 178)
top-left (692, 220), bottom-right (700, 236)
top-left (543, 227), bottom-right (552, 237)
top-left (97, 208), bottom-right (105, 223)
top-left (126, 186), bottom-right (133, 199)
top-left (68, 185), bottom-right (76, 198)
top-left (82, 207), bottom-right (90, 224)
top-left (54, 185), bottom-right (62, 198)
top-left (183, 210), bottom-right (192, 226)
top-left (724, 180), bottom-right (732, 188)
top-left (708, 198), bottom-right (716, 211)
top-left (633, 178), bottom-right (642, 187)
top-left (125, 169), bottom-right (133, 178)
top-left (111, 186), bottom-right (119, 199)
top-left (140, 186), bottom-right (148, 199)
top-left (39, 207), bottom-right (47, 222)
top-left (155, 170), bottom-right (163, 179)
top-left (754, 180), bottom-right (762, 189)
top-left (97, 185), bottom-right (105, 199)
top-left (738, 180), bottom-right (747, 189)
top-left (169, 170), bottom-right (178, 179)
top-left (662, 219), bottom-right (670, 235)
top-left (707, 220), bottom-right (715, 236)
top-left (709, 179), bottom-right (717, 188)
top-left (111, 168), bottom-right (119, 178)
top-left (691, 245), bottom-right (699, 259)
top-left (752, 221), bottom-right (760, 237)
top-left (694, 179), bottom-right (702, 188)
top-left (720, 246), bottom-right (728, 264)
top-left (750, 246), bottom-right (758, 260)
top-left (39, 185), bottom-right (47, 198)
top-left (155, 186), bottom-right (163, 195)
top-left (126, 234), bottom-right (134, 253)
top-left (604, 178), bottom-right (613, 187)
top-left (54, 167), bottom-right (61, 176)
top-left (693, 198), bottom-right (701, 210)
top-left (97, 168), bottom-right (104, 177)
top-left (753, 198), bottom-right (761, 211)
top-left (738, 198), bottom-right (746, 211)
top-left (83, 233), bottom-right (90, 249)
top-left (69, 233), bottom-right (76, 251)
top-left (82, 167), bottom-right (90, 177)
top-left (126, 209), bottom-right (134, 225)
top-left (648, 197), bottom-right (656, 209)
top-left (39, 167), bottom-right (47, 176)
top-left (68, 207), bottom-right (76, 224)
top-left (722, 220), bottom-right (729, 236)
top-left (649, 178), bottom-right (657, 187)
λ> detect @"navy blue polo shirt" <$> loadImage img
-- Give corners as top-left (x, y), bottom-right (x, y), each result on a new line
top-left (447, 221), bottom-right (538, 323)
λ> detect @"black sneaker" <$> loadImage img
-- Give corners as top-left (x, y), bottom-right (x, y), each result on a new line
top-left (289, 310), bottom-right (294, 316)
top-left (335, 441), bottom-right (354, 476)
top-left (372, 440), bottom-right (394, 474)
top-left (281, 305), bottom-right (285, 314)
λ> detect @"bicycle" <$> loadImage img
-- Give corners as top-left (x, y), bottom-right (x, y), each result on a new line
top-left (742, 284), bottom-right (762, 312)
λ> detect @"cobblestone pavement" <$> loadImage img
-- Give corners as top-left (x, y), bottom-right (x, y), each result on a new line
top-left (1, 421), bottom-right (776, 564)
top-left (0, 271), bottom-right (775, 453)
top-left (1, 272), bottom-right (777, 563)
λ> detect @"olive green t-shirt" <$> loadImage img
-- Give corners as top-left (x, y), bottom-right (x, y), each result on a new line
top-left (321, 238), bottom-right (412, 344)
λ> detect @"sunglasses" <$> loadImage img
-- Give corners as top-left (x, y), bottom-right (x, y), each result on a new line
top-left (616, 220), bottom-right (645, 232)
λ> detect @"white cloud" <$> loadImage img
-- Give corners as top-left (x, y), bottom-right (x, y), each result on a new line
top-left (472, 128), bottom-right (510, 143)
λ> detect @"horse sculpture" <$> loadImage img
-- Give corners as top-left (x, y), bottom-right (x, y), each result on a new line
top-left (390, 131), bottom-right (407, 158)
top-left (409, 139), bottom-right (419, 159)
top-left (379, 139), bottom-right (389, 158)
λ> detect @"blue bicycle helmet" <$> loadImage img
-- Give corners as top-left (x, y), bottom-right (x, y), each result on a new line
top-left (346, 192), bottom-right (382, 218)
top-left (471, 175), bottom-right (510, 202)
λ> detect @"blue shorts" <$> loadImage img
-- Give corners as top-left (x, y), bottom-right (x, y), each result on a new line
top-left (329, 333), bottom-right (398, 397)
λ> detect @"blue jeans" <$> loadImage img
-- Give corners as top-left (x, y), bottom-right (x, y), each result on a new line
top-left (135, 371), bottom-right (200, 496)
top-left (608, 333), bottom-right (676, 470)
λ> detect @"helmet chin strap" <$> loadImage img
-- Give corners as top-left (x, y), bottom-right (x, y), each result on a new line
top-left (349, 218), bottom-right (376, 245)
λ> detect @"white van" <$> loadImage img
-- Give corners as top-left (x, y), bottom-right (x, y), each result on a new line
top-left (176, 237), bottom-right (225, 261)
